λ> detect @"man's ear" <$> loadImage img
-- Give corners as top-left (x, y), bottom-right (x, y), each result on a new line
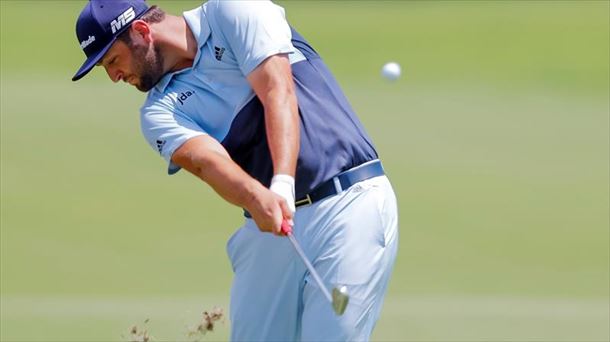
top-left (130, 20), bottom-right (152, 43)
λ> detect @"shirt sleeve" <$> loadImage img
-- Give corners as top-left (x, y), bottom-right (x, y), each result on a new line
top-left (209, 0), bottom-right (294, 76)
top-left (140, 100), bottom-right (207, 175)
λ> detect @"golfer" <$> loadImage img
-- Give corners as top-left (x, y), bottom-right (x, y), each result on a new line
top-left (72, 0), bottom-right (399, 340)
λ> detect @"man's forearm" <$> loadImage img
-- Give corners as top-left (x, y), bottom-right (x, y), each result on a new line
top-left (171, 135), bottom-right (264, 210)
top-left (195, 152), bottom-right (264, 209)
top-left (264, 93), bottom-right (299, 177)
top-left (247, 54), bottom-right (300, 177)
top-left (172, 135), bottom-right (292, 234)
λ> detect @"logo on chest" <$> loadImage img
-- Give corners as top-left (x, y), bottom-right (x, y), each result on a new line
top-left (214, 46), bottom-right (226, 61)
top-left (177, 91), bottom-right (195, 105)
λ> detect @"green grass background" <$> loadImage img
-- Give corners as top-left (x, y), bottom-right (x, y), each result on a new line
top-left (1, 0), bottom-right (608, 341)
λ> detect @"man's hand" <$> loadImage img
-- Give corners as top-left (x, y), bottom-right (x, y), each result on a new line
top-left (245, 186), bottom-right (293, 235)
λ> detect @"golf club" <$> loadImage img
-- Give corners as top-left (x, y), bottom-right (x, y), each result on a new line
top-left (281, 220), bottom-right (349, 315)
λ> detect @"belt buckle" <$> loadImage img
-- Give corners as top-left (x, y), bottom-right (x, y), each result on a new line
top-left (295, 194), bottom-right (312, 207)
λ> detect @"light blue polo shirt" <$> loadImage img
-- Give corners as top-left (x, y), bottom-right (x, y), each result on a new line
top-left (141, 0), bottom-right (305, 174)
top-left (140, 0), bottom-right (378, 199)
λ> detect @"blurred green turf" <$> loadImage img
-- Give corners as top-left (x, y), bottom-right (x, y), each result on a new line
top-left (1, 1), bottom-right (608, 341)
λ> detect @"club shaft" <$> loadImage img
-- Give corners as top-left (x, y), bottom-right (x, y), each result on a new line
top-left (286, 233), bottom-right (333, 303)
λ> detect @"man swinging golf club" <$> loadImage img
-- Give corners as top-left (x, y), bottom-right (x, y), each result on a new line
top-left (72, 0), bottom-right (399, 340)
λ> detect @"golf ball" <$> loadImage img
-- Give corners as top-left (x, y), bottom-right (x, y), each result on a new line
top-left (381, 62), bottom-right (401, 81)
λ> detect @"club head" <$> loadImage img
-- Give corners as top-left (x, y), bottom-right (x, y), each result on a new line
top-left (331, 285), bottom-right (349, 315)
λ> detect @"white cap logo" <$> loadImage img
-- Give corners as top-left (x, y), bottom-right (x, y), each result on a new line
top-left (110, 7), bottom-right (136, 34)
top-left (80, 35), bottom-right (96, 50)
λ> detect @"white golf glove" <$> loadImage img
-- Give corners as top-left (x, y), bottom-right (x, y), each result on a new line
top-left (270, 174), bottom-right (296, 214)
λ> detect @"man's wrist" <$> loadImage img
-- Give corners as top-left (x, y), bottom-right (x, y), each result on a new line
top-left (270, 174), bottom-right (296, 213)
top-left (271, 174), bottom-right (295, 187)
top-left (241, 179), bottom-right (266, 211)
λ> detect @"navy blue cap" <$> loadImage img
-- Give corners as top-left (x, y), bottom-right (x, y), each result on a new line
top-left (72, 0), bottom-right (149, 81)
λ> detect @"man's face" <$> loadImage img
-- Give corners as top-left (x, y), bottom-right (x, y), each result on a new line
top-left (99, 37), bottom-right (164, 92)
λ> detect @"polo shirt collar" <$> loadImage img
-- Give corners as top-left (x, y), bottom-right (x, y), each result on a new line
top-left (154, 6), bottom-right (211, 93)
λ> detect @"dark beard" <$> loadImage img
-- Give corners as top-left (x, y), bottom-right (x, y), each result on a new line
top-left (132, 43), bottom-right (164, 92)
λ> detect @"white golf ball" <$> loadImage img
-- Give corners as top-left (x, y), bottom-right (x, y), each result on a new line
top-left (381, 62), bottom-right (401, 81)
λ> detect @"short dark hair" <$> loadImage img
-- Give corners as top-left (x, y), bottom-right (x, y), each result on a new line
top-left (117, 6), bottom-right (165, 45)
top-left (139, 5), bottom-right (165, 24)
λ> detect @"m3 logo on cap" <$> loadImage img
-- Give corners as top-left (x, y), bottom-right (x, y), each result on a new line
top-left (110, 7), bottom-right (136, 34)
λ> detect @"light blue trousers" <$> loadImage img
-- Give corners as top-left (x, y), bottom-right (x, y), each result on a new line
top-left (227, 175), bottom-right (399, 341)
